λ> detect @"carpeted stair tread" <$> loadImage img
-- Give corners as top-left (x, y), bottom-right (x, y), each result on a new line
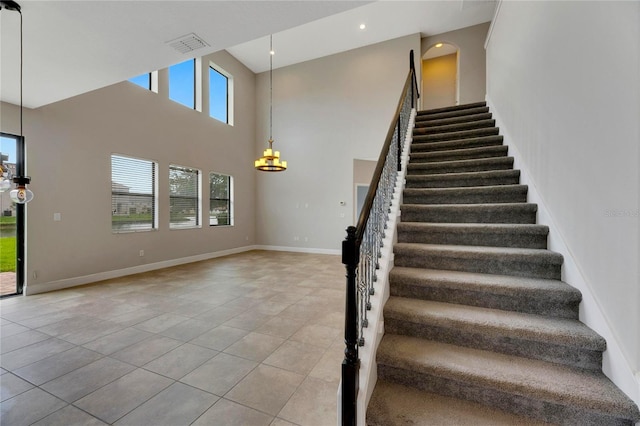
top-left (377, 335), bottom-right (640, 424)
top-left (407, 156), bottom-right (514, 175)
top-left (405, 169), bottom-right (520, 188)
top-left (389, 267), bottom-right (580, 318)
top-left (401, 203), bottom-right (538, 224)
top-left (416, 101), bottom-right (486, 116)
top-left (410, 145), bottom-right (508, 163)
top-left (411, 135), bottom-right (504, 153)
top-left (397, 222), bottom-right (548, 248)
top-left (415, 106), bottom-right (490, 122)
top-left (413, 119), bottom-right (496, 135)
top-left (413, 126), bottom-right (499, 142)
top-left (413, 112), bottom-right (493, 127)
top-left (403, 184), bottom-right (528, 205)
top-left (367, 380), bottom-right (548, 426)
top-left (394, 243), bottom-right (562, 279)
top-left (384, 297), bottom-right (605, 369)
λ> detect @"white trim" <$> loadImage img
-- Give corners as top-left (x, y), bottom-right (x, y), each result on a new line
top-left (484, 0), bottom-right (503, 50)
top-left (24, 245), bottom-right (258, 295)
top-left (487, 95), bottom-right (640, 407)
top-left (23, 244), bottom-right (342, 296)
top-left (253, 245), bottom-right (340, 256)
top-left (336, 109), bottom-right (415, 426)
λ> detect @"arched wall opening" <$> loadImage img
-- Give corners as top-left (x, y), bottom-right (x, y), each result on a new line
top-left (421, 42), bottom-right (459, 109)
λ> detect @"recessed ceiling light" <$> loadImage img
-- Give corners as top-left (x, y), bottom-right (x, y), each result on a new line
top-left (359, 23), bottom-right (366, 30)
top-left (435, 43), bottom-right (443, 48)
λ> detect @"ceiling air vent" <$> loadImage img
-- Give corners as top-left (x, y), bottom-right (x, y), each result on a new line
top-left (166, 33), bottom-right (210, 54)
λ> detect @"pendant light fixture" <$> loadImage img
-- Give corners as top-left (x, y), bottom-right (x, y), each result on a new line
top-left (255, 34), bottom-right (287, 172)
top-left (1, 0), bottom-right (33, 204)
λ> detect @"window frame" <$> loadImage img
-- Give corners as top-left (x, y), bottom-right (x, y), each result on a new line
top-left (209, 63), bottom-right (234, 125)
top-left (209, 172), bottom-right (233, 227)
top-left (110, 154), bottom-right (158, 234)
top-left (169, 164), bottom-right (201, 230)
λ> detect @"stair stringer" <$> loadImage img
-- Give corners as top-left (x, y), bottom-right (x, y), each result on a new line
top-left (336, 108), bottom-right (416, 426)
top-left (487, 96), bottom-right (640, 409)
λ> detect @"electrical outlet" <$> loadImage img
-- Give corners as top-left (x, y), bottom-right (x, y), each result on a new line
top-left (139, 250), bottom-right (144, 257)
top-left (32, 270), bottom-right (37, 279)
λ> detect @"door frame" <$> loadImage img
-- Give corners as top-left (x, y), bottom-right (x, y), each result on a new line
top-left (1, 132), bottom-right (25, 296)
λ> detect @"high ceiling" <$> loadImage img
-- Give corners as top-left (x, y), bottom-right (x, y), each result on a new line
top-left (0, 1), bottom-right (496, 109)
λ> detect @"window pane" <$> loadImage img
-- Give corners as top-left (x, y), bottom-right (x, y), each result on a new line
top-left (128, 73), bottom-right (150, 90)
top-left (169, 60), bottom-right (195, 109)
top-left (209, 173), bottom-right (232, 226)
top-left (170, 165), bottom-right (200, 229)
top-left (209, 67), bottom-right (228, 123)
top-left (111, 155), bottom-right (156, 232)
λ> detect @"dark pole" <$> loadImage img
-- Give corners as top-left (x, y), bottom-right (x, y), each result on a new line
top-left (342, 226), bottom-right (360, 426)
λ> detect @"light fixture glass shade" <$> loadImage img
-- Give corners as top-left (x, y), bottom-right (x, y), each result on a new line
top-left (0, 179), bottom-right (11, 192)
top-left (10, 176), bottom-right (33, 203)
top-left (10, 187), bottom-right (33, 204)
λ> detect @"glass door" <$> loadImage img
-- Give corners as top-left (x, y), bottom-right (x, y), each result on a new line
top-left (1, 133), bottom-right (24, 296)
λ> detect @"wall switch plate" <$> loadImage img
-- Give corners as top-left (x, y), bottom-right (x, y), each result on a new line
top-left (53, 213), bottom-right (61, 221)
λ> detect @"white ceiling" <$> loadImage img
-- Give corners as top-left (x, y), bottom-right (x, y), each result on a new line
top-left (0, 1), bottom-right (495, 109)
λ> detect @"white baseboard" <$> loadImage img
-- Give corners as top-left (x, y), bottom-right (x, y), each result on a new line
top-left (253, 245), bottom-right (341, 256)
top-left (23, 244), bottom-right (342, 296)
top-left (25, 245), bottom-right (259, 295)
top-left (487, 96), bottom-right (640, 407)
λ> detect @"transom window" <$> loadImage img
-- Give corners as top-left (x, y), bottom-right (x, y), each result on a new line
top-left (209, 64), bottom-right (233, 125)
top-left (169, 59), bottom-right (196, 109)
top-left (209, 173), bottom-right (233, 226)
top-left (111, 155), bottom-right (157, 232)
top-left (128, 73), bottom-right (151, 90)
top-left (169, 165), bottom-right (200, 229)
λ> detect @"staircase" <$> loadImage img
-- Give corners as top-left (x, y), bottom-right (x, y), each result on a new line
top-left (366, 102), bottom-right (640, 425)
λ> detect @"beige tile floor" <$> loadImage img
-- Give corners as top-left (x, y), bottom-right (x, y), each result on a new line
top-left (0, 251), bottom-right (346, 426)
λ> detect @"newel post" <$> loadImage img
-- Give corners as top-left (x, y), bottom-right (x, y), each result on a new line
top-left (342, 226), bottom-right (360, 426)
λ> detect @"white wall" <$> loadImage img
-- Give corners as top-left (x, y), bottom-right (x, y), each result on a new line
top-left (422, 22), bottom-right (490, 105)
top-left (0, 50), bottom-right (257, 293)
top-left (255, 34), bottom-right (421, 251)
top-left (486, 0), bottom-right (639, 402)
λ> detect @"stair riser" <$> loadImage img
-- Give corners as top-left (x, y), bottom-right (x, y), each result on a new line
top-left (401, 206), bottom-right (537, 224)
top-left (377, 365), bottom-right (632, 426)
top-left (410, 147), bottom-right (508, 163)
top-left (413, 120), bottom-right (496, 135)
top-left (414, 112), bottom-right (492, 127)
top-left (411, 136), bottom-right (503, 153)
top-left (397, 228), bottom-right (547, 249)
top-left (403, 188), bottom-right (528, 205)
top-left (389, 281), bottom-right (579, 319)
top-left (408, 159), bottom-right (514, 175)
top-left (406, 174), bottom-right (520, 188)
top-left (413, 127), bottom-right (499, 142)
top-left (393, 249), bottom-right (562, 280)
top-left (385, 319), bottom-right (602, 371)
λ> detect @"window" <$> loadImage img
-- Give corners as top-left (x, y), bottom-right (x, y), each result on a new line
top-left (169, 165), bottom-right (200, 229)
top-left (169, 59), bottom-right (195, 109)
top-left (111, 155), bottom-right (157, 232)
top-left (209, 65), bottom-right (232, 124)
top-left (128, 73), bottom-right (151, 90)
top-left (209, 173), bottom-right (233, 226)
top-left (127, 71), bottom-right (158, 92)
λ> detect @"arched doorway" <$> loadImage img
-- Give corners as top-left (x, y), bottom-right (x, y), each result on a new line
top-left (422, 42), bottom-right (459, 109)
